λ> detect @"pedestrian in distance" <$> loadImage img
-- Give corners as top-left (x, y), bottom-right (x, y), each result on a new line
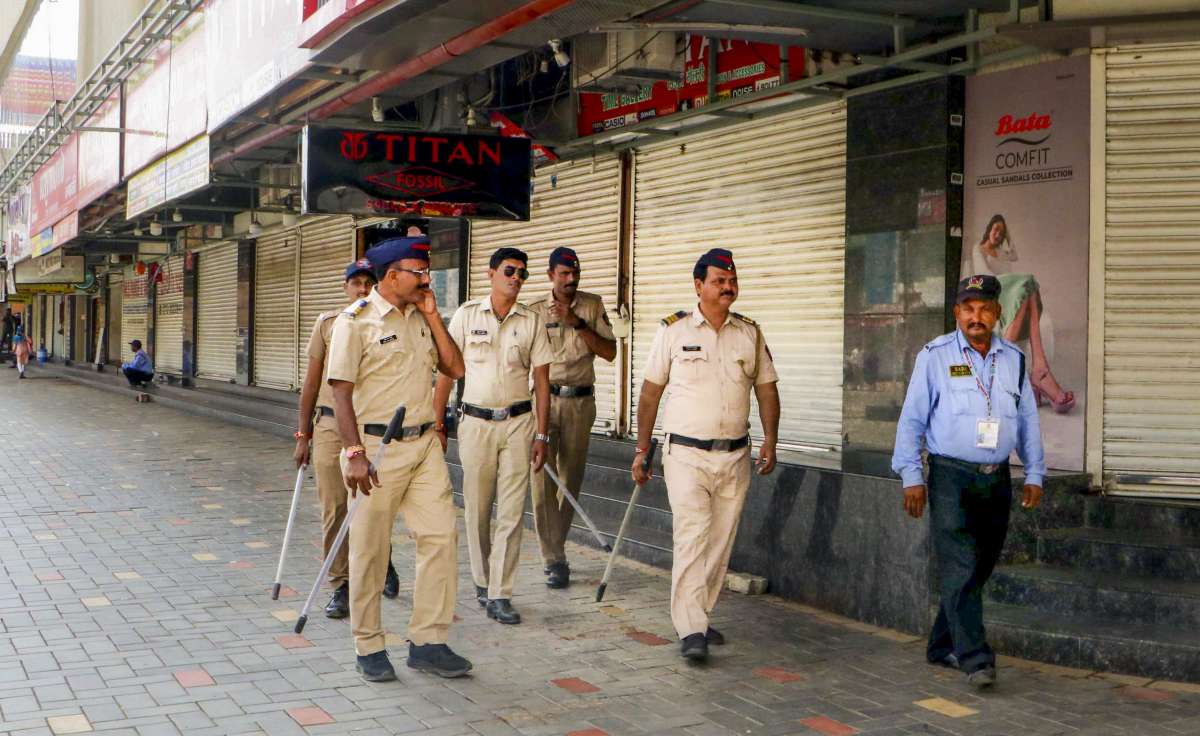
top-left (435, 247), bottom-right (554, 625)
top-left (293, 260), bottom-right (402, 620)
top-left (632, 248), bottom-right (780, 663)
top-left (892, 274), bottom-right (1045, 689)
top-left (527, 247), bottom-right (617, 589)
top-left (121, 339), bottom-right (154, 387)
top-left (326, 237), bottom-right (471, 683)
top-left (13, 327), bottom-right (31, 379)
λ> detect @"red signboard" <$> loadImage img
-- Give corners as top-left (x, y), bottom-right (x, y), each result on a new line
top-left (77, 89), bottom-right (122, 208)
top-left (299, 0), bottom-right (388, 48)
top-left (125, 11), bottom-right (207, 178)
top-left (30, 133), bottom-right (79, 236)
top-left (577, 37), bottom-right (805, 137)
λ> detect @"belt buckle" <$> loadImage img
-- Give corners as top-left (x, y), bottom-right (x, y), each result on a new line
top-left (400, 426), bottom-right (415, 440)
top-left (980, 463), bottom-right (998, 474)
top-left (492, 408), bottom-right (509, 421)
top-left (711, 439), bottom-right (732, 452)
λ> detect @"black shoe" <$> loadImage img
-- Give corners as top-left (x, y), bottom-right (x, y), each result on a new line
top-left (967, 665), bottom-right (997, 688)
top-left (407, 643), bottom-right (473, 678)
top-left (705, 626), bottom-right (725, 646)
top-left (355, 650), bottom-right (397, 682)
top-left (383, 561), bottom-right (399, 599)
top-left (680, 633), bottom-right (708, 661)
top-left (929, 652), bottom-right (959, 670)
top-left (486, 599), bottom-right (521, 625)
top-left (475, 586), bottom-right (488, 608)
top-left (324, 583), bottom-right (349, 619)
top-left (546, 561), bottom-right (570, 589)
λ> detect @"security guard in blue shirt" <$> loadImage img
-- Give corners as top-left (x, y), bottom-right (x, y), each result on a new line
top-left (892, 274), bottom-right (1046, 689)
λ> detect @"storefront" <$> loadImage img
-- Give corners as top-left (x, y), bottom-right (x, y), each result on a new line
top-left (120, 265), bottom-right (149, 364)
top-left (195, 241), bottom-right (239, 382)
top-left (105, 272), bottom-right (122, 365)
top-left (296, 216), bottom-right (356, 386)
top-left (154, 255), bottom-right (186, 375)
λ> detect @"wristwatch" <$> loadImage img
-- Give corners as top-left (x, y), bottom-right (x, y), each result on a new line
top-left (534, 433), bottom-right (551, 443)
top-left (572, 318), bottom-right (587, 330)
top-left (343, 445), bottom-right (366, 460)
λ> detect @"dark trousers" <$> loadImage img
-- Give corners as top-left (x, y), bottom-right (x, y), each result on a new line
top-left (123, 367), bottom-right (154, 386)
top-left (925, 455), bottom-right (1012, 674)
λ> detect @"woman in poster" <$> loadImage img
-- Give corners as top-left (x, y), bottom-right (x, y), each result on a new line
top-left (966, 214), bottom-right (1075, 413)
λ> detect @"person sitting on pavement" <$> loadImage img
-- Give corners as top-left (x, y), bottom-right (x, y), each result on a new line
top-left (121, 339), bottom-right (155, 387)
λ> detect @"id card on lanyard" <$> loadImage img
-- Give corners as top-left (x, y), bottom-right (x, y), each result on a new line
top-left (963, 346), bottom-right (1000, 449)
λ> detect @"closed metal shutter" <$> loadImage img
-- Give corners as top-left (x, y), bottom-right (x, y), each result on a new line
top-left (154, 255), bottom-right (185, 373)
top-left (106, 273), bottom-right (122, 364)
top-left (1103, 43), bottom-right (1200, 494)
top-left (254, 226), bottom-right (300, 390)
top-left (52, 296), bottom-right (66, 359)
top-left (298, 216), bottom-right (355, 385)
top-left (120, 265), bottom-right (149, 363)
top-left (196, 243), bottom-right (238, 382)
top-left (630, 103), bottom-right (847, 451)
top-left (469, 157), bottom-right (622, 433)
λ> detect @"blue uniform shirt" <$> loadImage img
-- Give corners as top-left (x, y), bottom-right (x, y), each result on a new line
top-left (891, 330), bottom-right (1046, 488)
top-left (123, 349), bottom-right (153, 373)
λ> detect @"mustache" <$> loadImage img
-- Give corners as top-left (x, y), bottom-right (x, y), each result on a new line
top-left (720, 291), bottom-right (735, 297)
top-left (968, 322), bottom-right (988, 330)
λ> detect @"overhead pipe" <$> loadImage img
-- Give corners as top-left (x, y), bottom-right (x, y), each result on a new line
top-left (212, 0), bottom-right (575, 167)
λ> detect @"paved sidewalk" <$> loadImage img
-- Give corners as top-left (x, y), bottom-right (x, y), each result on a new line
top-left (2, 371), bottom-right (1200, 736)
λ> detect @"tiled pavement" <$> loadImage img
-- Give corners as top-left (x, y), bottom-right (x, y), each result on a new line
top-left (3, 372), bottom-right (1200, 736)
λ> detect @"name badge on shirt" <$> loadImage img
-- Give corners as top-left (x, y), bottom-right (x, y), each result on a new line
top-left (682, 345), bottom-right (702, 352)
top-left (949, 364), bottom-right (972, 378)
top-left (545, 322), bottom-right (560, 328)
top-left (976, 418), bottom-right (1000, 449)
top-left (470, 329), bottom-right (488, 336)
top-left (379, 335), bottom-right (397, 345)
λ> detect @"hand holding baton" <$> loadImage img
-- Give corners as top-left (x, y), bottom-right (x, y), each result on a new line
top-left (293, 406), bottom-right (406, 634)
top-left (271, 464), bottom-right (308, 600)
top-left (596, 438), bottom-right (659, 602)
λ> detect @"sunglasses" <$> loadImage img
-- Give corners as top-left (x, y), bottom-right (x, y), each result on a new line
top-left (501, 265), bottom-right (529, 280)
top-left (389, 266), bottom-right (431, 279)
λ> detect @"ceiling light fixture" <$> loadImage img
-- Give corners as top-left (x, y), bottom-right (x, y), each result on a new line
top-left (549, 39), bottom-right (569, 68)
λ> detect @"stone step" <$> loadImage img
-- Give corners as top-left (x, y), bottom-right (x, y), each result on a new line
top-left (989, 563), bottom-right (1200, 628)
top-left (986, 602), bottom-right (1200, 682)
top-left (1038, 526), bottom-right (1200, 582)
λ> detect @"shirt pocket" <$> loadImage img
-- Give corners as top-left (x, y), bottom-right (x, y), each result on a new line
top-left (507, 341), bottom-right (530, 369)
top-left (544, 323), bottom-right (566, 354)
top-left (994, 380), bottom-right (1020, 418)
top-left (726, 345), bottom-right (757, 382)
top-left (948, 380), bottom-right (978, 415)
top-left (672, 346), bottom-right (709, 379)
top-left (465, 332), bottom-right (492, 363)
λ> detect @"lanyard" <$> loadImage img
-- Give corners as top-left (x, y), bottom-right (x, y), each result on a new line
top-left (962, 346), bottom-right (996, 417)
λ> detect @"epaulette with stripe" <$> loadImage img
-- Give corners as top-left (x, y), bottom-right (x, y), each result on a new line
top-left (731, 312), bottom-right (757, 326)
top-left (319, 311), bottom-right (339, 322)
top-left (662, 310), bottom-right (690, 326)
top-left (923, 332), bottom-right (956, 351)
top-left (342, 298), bottom-right (370, 318)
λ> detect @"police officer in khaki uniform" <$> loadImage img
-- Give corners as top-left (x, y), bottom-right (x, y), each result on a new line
top-left (632, 248), bottom-right (780, 662)
top-left (527, 247), bottom-right (616, 588)
top-left (326, 237), bottom-right (471, 683)
top-left (294, 260), bottom-right (401, 619)
top-left (434, 247), bottom-right (554, 625)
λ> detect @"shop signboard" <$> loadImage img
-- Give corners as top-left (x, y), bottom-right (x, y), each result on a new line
top-left (77, 89), bottom-right (122, 208)
top-left (301, 126), bottom-right (532, 220)
top-left (576, 36), bottom-right (806, 137)
top-left (30, 133), bottom-right (79, 236)
top-left (5, 185), bottom-right (31, 264)
top-left (29, 228), bottom-right (54, 259)
top-left (51, 212), bottom-right (79, 251)
top-left (206, 0), bottom-right (310, 132)
top-left (963, 56), bottom-right (1090, 472)
top-left (127, 135), bottom-right (211, 219)
top-left (16, 254), bottom-right (84, 284)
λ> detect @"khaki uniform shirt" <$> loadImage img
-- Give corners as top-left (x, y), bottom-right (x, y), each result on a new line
top-left (448, 297), bottom-right (554, 408)
top-left (304, 310), bottom-right (340, 411)
top-left (325, 287), bottom-right (437, 426)
top-left (527, 291), bottom-right (616, 386)
top-left (643, 305), bottom-right (779, 439)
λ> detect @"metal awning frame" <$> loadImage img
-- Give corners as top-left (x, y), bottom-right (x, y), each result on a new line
top-left (555, 12), bottom-right (1051, 159)
top-left (0, 0), bottom-right (204, 204)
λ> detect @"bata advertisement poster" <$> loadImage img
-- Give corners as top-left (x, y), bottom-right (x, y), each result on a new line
top-left (577, 37), bottom-right (804, 137)
top-left (964, 56), bottom-right (1089, 472)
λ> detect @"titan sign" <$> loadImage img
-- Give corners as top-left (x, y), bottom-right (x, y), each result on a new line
top-left (301, 126), bottom-right (532, 221)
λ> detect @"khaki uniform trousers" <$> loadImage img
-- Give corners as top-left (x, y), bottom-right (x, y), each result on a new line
top-left (458, 411), bottom-right (534, 599)
top-left (312, 413), bottom-right (350, 588)
top-left (663, 440), bottom-right (752, 639)
top-left (532, 395), bottom-right (596, 566)
top-left (341, 431), bottom-right (457, 655)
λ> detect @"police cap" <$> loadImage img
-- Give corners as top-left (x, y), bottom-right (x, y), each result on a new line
top-left (548, 246), bottom-right (579, 270)
top-left (956, 274), bottom-right (1002, 304)
top-left (365, 237), bottom-right (431, 279)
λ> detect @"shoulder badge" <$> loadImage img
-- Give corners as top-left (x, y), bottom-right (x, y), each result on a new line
top-left (922, 332), bottom-right (956, 352)
top-left (319, 311), bottom-right (339, 322)
top-left (342, 298), bottom-right (370, 318)
top-left (731, 311), bottom-right (757, 326)
top-left (662, 310), bottom-right (690, 326)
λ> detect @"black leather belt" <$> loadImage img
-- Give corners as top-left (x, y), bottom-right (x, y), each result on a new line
top-left (930, 454), bottom-right (1008, 475)
top-left (317, 406), bottom-right (335, 418)
top-left (668, 433), bottom-right (750, 452)
top-left (550, 384), bottom-right (594, 398)
top-left (363, 422), bottom-right (434, 440)
top-left (461, 400), bottom-right (533, 421)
